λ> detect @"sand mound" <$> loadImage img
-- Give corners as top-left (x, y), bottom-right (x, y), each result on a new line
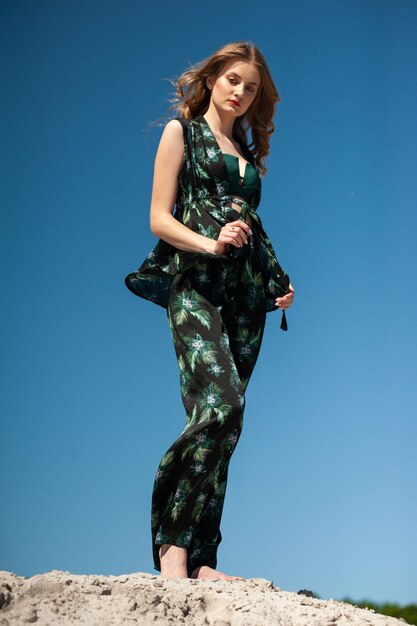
top-left (0, 569), bottom-right (406, 625)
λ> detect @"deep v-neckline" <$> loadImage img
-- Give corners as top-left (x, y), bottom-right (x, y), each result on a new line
top-left (222, 153), bottom-right (248, 183)
top-left (200, 115), bottom-right (250, 182)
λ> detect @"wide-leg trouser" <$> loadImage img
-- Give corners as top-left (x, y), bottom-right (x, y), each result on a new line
top-left (151, 243), bottom-right (266, 576)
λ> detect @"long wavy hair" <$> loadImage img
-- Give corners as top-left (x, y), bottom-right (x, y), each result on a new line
top-left (172, 41), bottom-right (280, 175)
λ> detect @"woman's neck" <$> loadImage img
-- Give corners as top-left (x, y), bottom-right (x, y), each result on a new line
top-left (202, 106), bottom-right (236, 142)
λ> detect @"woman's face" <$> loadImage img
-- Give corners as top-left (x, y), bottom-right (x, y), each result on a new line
top-left (207, 60), bottom-right (261, 118)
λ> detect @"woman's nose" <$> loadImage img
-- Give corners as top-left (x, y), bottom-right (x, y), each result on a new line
top-left (234, 84), bottom-right (245, 97)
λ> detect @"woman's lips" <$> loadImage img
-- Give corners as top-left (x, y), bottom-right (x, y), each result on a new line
top-left (229, 99), bottom-right (241, 107)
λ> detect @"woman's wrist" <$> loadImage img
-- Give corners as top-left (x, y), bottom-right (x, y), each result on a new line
top-left (201, 237), bottom-right (217, 255)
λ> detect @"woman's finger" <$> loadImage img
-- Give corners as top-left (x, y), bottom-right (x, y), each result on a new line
top-left (221, 226), bottom-right (247, 246)
top-left (227, 223), bottom-right (252, 243)
top-left (275, 291), bottom-right (295, 308)
top-left (276, 297), bottom-right (293, 306)
top-left (219, 234), bottom-right (243, 248)
top-left (218, 220), bottom-right (253, 248)
top-left (229, 220), bottom-right (252, 235)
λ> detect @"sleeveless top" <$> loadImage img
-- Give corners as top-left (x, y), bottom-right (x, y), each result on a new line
top-left (124, 115), bottom-right (291, 330)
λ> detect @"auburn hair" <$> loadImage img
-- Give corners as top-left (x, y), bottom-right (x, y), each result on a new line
top-left (172, 41), bottom-right (281, 175)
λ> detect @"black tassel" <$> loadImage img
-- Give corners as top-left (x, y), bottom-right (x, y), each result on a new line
top-left (280, 310), bottom-right (288, 331)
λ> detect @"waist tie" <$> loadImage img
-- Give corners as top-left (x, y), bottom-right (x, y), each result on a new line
top-left (229, 197), bottom-right (288, 331)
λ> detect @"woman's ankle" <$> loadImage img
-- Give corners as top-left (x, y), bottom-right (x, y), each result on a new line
top-left (159, 543), bottom-right (187, 558)
top-left (159, 544), bottom-right (188, 577)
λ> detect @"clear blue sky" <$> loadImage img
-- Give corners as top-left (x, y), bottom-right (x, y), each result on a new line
top-left (1, 0), bottom-right (416, 605)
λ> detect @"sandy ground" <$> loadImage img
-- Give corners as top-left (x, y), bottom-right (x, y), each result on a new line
top-left (0, 569), bottom-right (407, 626)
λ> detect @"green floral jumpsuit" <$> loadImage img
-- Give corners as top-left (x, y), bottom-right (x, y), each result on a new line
top-left (125, 115), bottom-right (291, 576)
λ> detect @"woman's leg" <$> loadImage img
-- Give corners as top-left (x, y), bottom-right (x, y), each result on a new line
top-left (188, 255), bottom-right (267, 578)
top-left (222, 254), bottom-right (267, 393)
top-left (152, 253), bottom-right (267, 578)
top-left (151, 268), bottom-right (250, 577)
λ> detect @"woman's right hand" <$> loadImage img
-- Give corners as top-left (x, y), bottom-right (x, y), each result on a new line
top-left (213, 220), bottom-right (253, 255)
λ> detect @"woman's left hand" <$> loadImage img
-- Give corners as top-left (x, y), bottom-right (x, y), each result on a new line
top-left (275, 283), bottom-right (295, 310)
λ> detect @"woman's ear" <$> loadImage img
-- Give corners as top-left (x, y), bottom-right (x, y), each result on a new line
top-left (206, 76), bottom-right (214, 90)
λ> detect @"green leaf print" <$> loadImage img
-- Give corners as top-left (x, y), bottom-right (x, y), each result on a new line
top-left (194, 145), bottom-right (215, 171)
top-left (207, 363), bottom-right (225, 378)
top-left (170, 477), bottom-right (192, 521)
top-left (241, 376), bottom-right (249, 392)
top-left (198, 382), bottom-right (232, 425)
top-left (155, 529), bottom-right (170, 545)
top-left (182, 205), bottom-right (191, 225)
top-left (197, 223), bottom-right (217, 239)
top-left (185, 333), bottom-right (217, 373)
top-left (182, 403), bottom-right (198, 433)
top-left (192, 492), bottom-right (207, 522)
top-left (235, 326), bottom-right (250, 344)
top-left (219, 333), bottom-right (230, 351)
top-left (171, 290), bottom-right (212, 330)
top-left (213, 403), bottom-right (232, 426)
top-left (237, 326), bottom-right (263, 361)
top-left (181, 429), bottom-right (215, 462)
top-left (170, 500), bottom-right (185, 522)
top-left (160, 450), bottom-right (175, 467)
top-left (194, 160), bottom-right (210, 180)
top-left (228, 361), bottom-right (241, 391)
top-left (176, 527), bottom-right (193, 546)
top-left (242, 260), bottom-right (264, 308)
top-left (178, 355), bottom-right (191, 397)
top-left (221, 430), bottom-right (240, 454)
top-left (182, 200), bottom-right (204, 226)
top-left (179, 440), bottom-right (196, 461)
top-left (211, 461), bottom-right (228, 493)
top-left (193, 445), bottom-right (212, 462)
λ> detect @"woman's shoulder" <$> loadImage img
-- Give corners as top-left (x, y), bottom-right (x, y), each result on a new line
top-left (164, 117), bottom-right (185, 131)
top-left (159, 118), bottom-right (186, 145)
top-left (162, 116), bottom-right (206, 147)
top-left (155, 119), bottom-right (187, 160)
top-left (165, 116), bottom-right (191, 130)
top-left (161, 117), bottom-right (192, 143)
top-left (166, 115), bottom-right (205, 131)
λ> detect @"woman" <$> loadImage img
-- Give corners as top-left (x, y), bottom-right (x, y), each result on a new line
top-left (125, 41), bottom-right (295, 580)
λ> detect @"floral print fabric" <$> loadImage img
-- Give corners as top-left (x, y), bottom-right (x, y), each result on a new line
top-left (152, 246), bottom-right (266, 575)
top-left (124, 114), bottom-right (292, 575)
top-left (124, 114), bottom-right (291, 329)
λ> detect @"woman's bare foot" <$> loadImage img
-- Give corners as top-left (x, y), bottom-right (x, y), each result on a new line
top-left (190, 565), bottom-right (244, 581)
top-left (159, 544), bottom-right (188, 578)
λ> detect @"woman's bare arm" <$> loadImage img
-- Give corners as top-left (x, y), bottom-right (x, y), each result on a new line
top-left (149, 120), bottom-right (251, 254)
top-left (149, 120), bottom-right (217, 254)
